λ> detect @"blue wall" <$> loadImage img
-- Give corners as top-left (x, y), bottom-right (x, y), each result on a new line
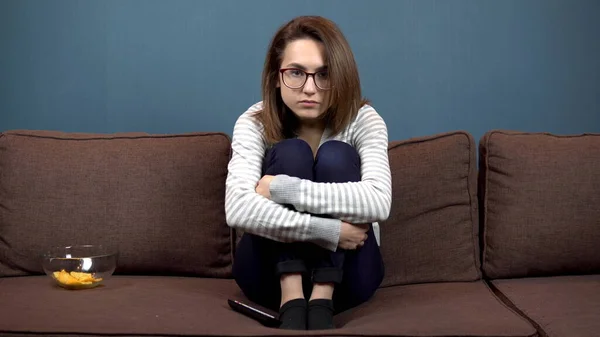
top-left (1, 0), bottom-right (599, 142)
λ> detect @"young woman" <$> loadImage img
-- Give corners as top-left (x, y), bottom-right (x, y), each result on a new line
top-left (225, 16), bottom-right (392, 330)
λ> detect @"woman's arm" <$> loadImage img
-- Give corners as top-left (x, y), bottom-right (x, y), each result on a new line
top-left (225, 104), bottom-right (342, 252)
top-left (268, 106), bottom-right (392, 224)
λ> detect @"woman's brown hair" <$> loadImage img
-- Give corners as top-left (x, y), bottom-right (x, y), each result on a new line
top-left (257, 16), bottom-right (368, 144)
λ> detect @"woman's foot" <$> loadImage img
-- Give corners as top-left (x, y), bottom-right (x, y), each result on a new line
top-left (278, 298), bottom-right (307, 330)
top-left (307, 299), bottom-right (335, 330)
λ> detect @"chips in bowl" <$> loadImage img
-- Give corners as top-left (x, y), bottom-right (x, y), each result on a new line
top-left (53, 269), bottom-right (103, 288)
top-left (42, 245), bottom-right (117, 290)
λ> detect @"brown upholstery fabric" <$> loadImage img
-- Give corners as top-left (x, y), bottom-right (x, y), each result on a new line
top-left (493, 275), bottom-right (600, 337)
top-left (0, 277), bottom-right (536, 337)
top-left (381, 131), bottom-right (481, 287)
top-left (0, 130), bottom-right (233, 278)
top-left (479, 131), bottom-right (600, 279)
top-left (334, 281), bottom-right (536, 337)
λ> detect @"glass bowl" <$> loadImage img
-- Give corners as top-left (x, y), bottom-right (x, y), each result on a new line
top-left (42, 244), bottom-right (118, 290)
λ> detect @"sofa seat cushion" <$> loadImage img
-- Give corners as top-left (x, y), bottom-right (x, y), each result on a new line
top-left (0, 277), bottom-right (535, 337)
top-left (492, 275), bottom-right (600, 337)
top-left (334, 280), bottom-right (536, 337)
top-left (0, 276), bottom-right (259, 336)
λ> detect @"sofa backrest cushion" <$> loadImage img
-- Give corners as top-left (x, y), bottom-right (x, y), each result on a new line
top-left (0, 130), bottom-right (233, 278)
top-left (479, 130), bottom-right (600, 279)
top-left (380, 131), bottom-right (481, 287)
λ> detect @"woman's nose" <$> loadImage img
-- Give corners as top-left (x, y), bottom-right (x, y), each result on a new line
top-left (302, 75), bottom-right (318, 93)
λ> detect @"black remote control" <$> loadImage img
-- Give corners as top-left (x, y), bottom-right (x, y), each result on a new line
top-left (227, 299), bottom-right (281, 327)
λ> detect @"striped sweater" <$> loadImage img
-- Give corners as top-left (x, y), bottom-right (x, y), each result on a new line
top-left (225, 102), bottom-right (392, 252)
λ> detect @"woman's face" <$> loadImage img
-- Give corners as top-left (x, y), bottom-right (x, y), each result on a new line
top-left (278, 38), bottom-right (331, 125)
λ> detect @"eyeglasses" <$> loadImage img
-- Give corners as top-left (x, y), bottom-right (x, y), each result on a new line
top-left (279, 68), bottom-right (331, 90)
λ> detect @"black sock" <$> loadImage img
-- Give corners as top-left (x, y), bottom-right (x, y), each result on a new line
top-left (307, 299), bottom-right (335, 330)
top-left (278, 298), bottom-right (307, 330)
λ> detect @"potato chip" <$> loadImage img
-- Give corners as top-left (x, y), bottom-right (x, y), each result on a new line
top-left (70, 271), bottom-right (95, 282)
top-left (52, 269), bottom-right (102, 288)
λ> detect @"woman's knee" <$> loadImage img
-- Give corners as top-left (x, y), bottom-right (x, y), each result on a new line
top-left (314, 141), bottom-right (361, 183)
top-left (263, 139), bottom-right (314, 179)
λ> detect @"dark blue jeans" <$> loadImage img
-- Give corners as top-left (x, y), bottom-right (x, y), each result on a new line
top-left (233, 139), bottom-right (384, 313)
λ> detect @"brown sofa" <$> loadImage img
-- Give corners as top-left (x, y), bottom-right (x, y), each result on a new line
top-left (0, 129), bottom-right (598, 337)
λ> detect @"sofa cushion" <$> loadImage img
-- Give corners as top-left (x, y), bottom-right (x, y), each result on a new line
top-left (492, 275), bottom-right (600, 337)
top-left (0, 130), bottom-right (232, 278)
top-left (381, 131), bottom-right (481, 287)
top-left (0, 276), bottom-right (536, 337)
top-left (479, 130), bottom-right (600, 279)
top-left (334, 281), bottom-right (536, 337)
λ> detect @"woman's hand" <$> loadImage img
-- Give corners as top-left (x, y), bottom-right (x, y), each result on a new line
top-left (255, 175), bottom-right (275, 199)
top-left (338, 222), bottom-right (369, 250)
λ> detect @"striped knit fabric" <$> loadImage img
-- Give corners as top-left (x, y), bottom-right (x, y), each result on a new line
top-left (225, 102), bottom-right (392, 252)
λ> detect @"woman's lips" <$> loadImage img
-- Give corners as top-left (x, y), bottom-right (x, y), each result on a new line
top-left (299, 100), bottom-right (319, 107)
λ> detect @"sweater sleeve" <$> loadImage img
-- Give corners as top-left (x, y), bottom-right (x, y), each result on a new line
top-left (225, 104), bottom-right (342, 251)
top-left (269, 105), bottom-right (392, 224)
